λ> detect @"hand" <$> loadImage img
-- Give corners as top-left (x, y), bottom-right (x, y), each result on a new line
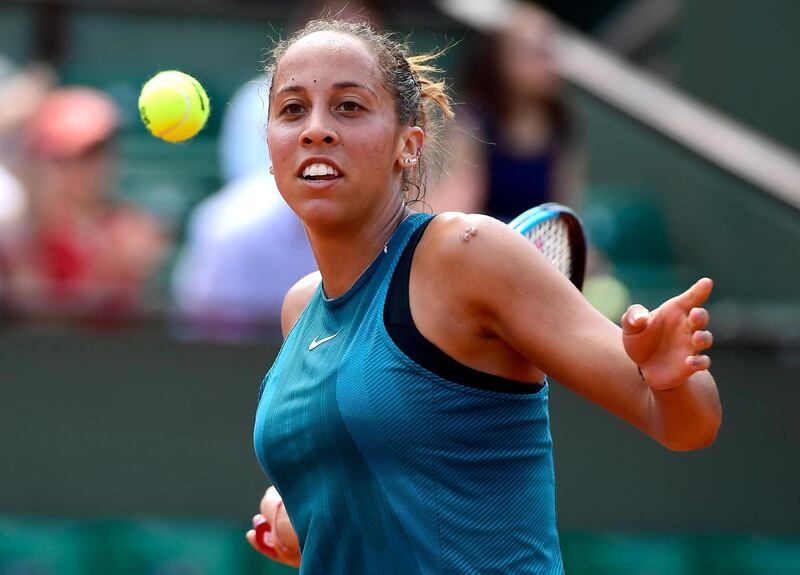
top-left (621, 278), bottom-right (714, 391)
top-left (245, 486), bottom-right (301, 567)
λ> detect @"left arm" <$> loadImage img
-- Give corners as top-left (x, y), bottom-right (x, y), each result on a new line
top-left (446, 215), bottom-right (721, 450)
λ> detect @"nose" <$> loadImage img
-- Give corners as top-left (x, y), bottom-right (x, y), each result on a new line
top-left (300, 108), bottom-right (338, 146)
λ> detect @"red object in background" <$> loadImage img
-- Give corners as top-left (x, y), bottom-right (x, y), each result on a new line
top-left (24, 87), bottom-right (119, 159)
top-left (40, 222), bottom-right (89, 291)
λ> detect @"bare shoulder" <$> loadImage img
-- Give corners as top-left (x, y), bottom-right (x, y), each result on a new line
top-left (417, 211), bottom-right (557, 310)
top-left (281, 271), bottom-right (321, 338)
top-left (421, 211), bottom-right (532, 271)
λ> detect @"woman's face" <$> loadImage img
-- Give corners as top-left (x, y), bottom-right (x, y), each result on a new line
top-left (498, 8), bottom-right (559, 101)
top-left (268, 31), bottom-right (411, 230)
top-left (37, 146), bottom-right (114, 210)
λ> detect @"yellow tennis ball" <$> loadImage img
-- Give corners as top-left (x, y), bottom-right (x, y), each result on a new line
top-left (583, 274), bottom-right (632, 322)
top-left (139, 70), bottom-right (210, 142)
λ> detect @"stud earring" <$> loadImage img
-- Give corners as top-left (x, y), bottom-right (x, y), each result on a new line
top-left (269, 165), bottom-right (274, 175)
top-left (403, 158), bottom-right (416, 166)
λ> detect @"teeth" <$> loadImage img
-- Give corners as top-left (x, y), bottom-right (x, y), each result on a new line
top-left (303, 163), bottom-right (338, 178)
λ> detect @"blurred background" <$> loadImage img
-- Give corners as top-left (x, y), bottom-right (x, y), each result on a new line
top-left (0, 0), bottom-right (798, 573)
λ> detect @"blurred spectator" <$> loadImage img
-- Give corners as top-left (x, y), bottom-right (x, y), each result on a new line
top-left (0, 166), bottom-right (26, 229)
top-left (170, 0), bottom-right (383, 340)
top-left (429, 2), bottom-right (583, 220)
top-left (0, 61), bottom-right (54, 153)
top-left (218, 77), bottom-right (270, 184)
top-left (1, 86), bottom-right (168, 323)
top-left (430, 4), bottom-right (632, 319)
top-left (0, 61), bottom-right (54, 233)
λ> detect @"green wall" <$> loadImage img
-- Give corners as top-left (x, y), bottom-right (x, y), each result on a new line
top-left (572, 87), bottom-right (800, 308)
top-left (678, 0), bottom-right (800, 153)
top-left (0, 6), bottom-right (34, 63)
top-left (1, 328), bottom-right (797, 532)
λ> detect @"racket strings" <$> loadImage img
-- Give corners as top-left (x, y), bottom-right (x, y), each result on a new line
top-left (523, 218), bottom-right (573, 278)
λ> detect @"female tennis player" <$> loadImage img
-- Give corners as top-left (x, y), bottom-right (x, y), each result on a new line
top-left (248, 19), bottom-right (721, 574)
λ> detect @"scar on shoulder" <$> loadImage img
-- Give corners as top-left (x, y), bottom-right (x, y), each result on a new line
top-left (462, 226), bottom-right (478, 242)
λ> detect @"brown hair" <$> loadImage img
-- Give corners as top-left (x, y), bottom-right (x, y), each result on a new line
top-left (266, 18), bottom-right (454, 203)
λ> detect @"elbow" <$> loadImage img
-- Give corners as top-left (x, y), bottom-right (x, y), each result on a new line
top-left (664, 428), bottom-right (719, 452)
top-left (659, 414), bottom-right (722, 452)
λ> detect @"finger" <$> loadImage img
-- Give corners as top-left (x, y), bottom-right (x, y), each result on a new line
top-left (246, 529), bottom-right (278, 559)
top-left (261, 485), bottom-right (281, 515)
top-left (252, 514), bottom-right (266, 528)
top-left (691, 330), bottom-right (713, 351)
top-left (686, 354), bottom-right (711, 371)
top-left (676, 278), bottom-right (713, 312)
top-left (688, 307), bottom-right (710, 330)
top-left (621, 304), bottom-right (650, 334)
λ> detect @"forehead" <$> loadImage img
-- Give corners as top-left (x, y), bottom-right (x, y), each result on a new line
top-left (274, 31), bottom-right (384, 89)
top-left (506, 10), bottom-right (552, 44)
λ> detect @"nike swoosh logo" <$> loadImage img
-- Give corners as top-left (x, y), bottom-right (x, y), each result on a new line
top-left (308, 332), bottom-right (340, 350)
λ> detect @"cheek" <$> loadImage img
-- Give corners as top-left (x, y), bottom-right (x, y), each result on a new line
top-left (349, 124), bottom-right (397, 172)
top-left (266, 129), bottom-right (299, 199)
top-left (267, 128), bottom-right (294, 165)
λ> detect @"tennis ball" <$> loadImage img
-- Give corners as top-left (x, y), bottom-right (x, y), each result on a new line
top-left (583, 274), bottom-right (632, 322)
top-left (139, 70), bottom-right (210, 142)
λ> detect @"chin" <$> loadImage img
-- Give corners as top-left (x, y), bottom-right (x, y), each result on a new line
top-left (292, 198), bottom-right (352, 231)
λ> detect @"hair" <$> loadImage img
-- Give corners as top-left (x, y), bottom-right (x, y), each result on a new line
top-left (265, 18), bottom-right (454, 204)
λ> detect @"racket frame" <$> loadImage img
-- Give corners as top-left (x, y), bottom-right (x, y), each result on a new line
top-left (508, 202), bottom-right (587, 291)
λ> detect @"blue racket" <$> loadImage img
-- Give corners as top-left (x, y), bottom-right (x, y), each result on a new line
top-left (508, 203), bottom-right (587, 291)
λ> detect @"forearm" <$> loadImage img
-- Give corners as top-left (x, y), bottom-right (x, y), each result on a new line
top-left (459, 218), bottom-right (721, 450)
top-left (647, 370), bottom-right (721, 451)
top-left (544, 329), bottom-right (721, 451)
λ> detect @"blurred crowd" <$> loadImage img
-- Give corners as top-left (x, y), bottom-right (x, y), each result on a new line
top-left (0, 1), bottom-right (591, 339)
top-left (0, 59), bottom-right (168, 326)
top-left (428, 2), bottom-right (582, 218)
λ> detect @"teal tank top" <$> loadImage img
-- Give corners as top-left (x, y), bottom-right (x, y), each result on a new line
top-left (254, 213), bottom-right (564, 574)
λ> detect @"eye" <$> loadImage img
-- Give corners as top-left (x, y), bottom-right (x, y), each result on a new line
top-left (281, 103), bottom-right (305, 115)
top-left (337, 101), bottom-right (363, 113)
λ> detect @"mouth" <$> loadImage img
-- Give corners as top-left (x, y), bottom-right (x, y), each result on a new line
top-left (299, 161), bottom-right (341, 182)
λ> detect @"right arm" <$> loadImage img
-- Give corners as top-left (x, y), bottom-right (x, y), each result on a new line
top-left (246, 271), bottom-right (319, 566)
top-left (280, 271), bottom-right (321, 337)
top-left (246, 486), bottom-right (301, 567)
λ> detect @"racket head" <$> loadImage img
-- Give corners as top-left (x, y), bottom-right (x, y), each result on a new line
top-left (508, 202), bottom-right (587, 291)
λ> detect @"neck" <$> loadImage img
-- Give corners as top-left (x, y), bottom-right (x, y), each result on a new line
top-left (307, 200), bottom-right (411, 299)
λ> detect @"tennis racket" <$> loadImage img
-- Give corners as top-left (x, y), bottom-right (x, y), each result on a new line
top-left (508, 203), bottom-right (587, 291)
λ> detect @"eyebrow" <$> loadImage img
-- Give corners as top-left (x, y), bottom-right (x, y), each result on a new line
top-left (273, 81), bottom-right (377, 99)
top-left (333, 81), bottom-right (378, 97)
top-left (273, 85), bottom-right (304, 98)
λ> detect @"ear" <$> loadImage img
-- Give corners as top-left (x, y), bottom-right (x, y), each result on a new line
top-left (395, 126), bottom-right (425, 170)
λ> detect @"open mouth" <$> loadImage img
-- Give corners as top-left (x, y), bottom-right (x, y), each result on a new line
top-left (302, 162), bottom-right (340, 181)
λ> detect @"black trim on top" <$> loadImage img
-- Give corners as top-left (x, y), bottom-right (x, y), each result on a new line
top-left (384, 218), bottom-right (544, 395)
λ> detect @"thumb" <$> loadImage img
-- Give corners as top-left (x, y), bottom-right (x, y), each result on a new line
top-left (622, 304), bottom-right (650, 335)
